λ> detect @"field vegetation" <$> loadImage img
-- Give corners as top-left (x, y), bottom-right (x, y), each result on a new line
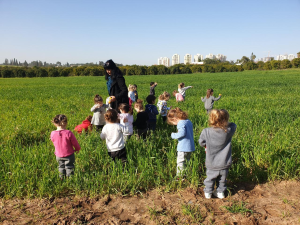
top-left (0, 69), bottom-right (299, 199)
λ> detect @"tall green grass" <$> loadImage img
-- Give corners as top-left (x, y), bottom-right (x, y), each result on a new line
top-left (0, 69), bottom-right (299, 198)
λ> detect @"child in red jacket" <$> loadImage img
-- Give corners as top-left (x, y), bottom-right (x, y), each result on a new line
top-left (74, 115), bottom-right (92, 134)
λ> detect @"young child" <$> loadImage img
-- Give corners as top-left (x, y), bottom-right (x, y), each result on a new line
top-left (128, 84), bottom-right (136, 103)
top-left (133, 84), bottom-right (138, 100)
top-left (100, 109), bottom-right (129, 163)
top-left (198, 109), bottom-right (237, 199)
top-left (91, 95), bottom-right (109, 131)
top-left (178, 83), bottom-right (193, 100)
top-left (201, 89), bottom-right (222, 114)
top-left (50, 114), bottom-right (81, 178)
top-left (167, 108), bottom-right (195, 177)
top-left (145, 95), bottom-right (159, 131)
top-left (118, 103), bottom-right (134, 142)
top-left (133, 99), bottom-right (149, 139)
top-left (74, 115), bottom-right (92, 134)
top-left (149, 82), bottom-right (158, 96)
top-left (157, 91), bottom-right (171, 122)
top-left (173, 90), bottom-right (184, 102)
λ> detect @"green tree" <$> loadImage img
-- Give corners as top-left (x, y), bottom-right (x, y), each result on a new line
top-left (203, 58), bottom-right (221, 65)
top-left (1, 67), bottom-right (12, 78)
top-left (256, 61), bottom-right (265, 70)
top-left (271, 60), bottom-right (280, 70)
top-left (280, 59), bottom-right (291, 69)
top-left (48, 67), bottom-right (59, 77)
top-left (240, 56), bottom-right (250, 64)
top-left (263, 61), bottom-right (272, 70)
top-left (147, 65), bottom-right (158, 75)
top-left (291, 58), bottom-right (300, 68)
top-left (36, 68), bottom-right (48, 77)
top-left (250, 52), bottom-right (256, 61)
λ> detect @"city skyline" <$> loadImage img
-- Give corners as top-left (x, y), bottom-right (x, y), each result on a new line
top-left (0, 0), bottom-right (299, 66)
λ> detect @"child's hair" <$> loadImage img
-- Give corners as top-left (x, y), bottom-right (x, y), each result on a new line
top-left (128, 84), bottom-right (134, 92)
top-left (134, 99), bottom-right (144, 111)
top-left (146, 95), bottom-right (156, 104)
top-left (94, 94), bottom-right (103, 103)
top-left (178, 82), bottom-right (184, 89)
top-left (150, 82), bottom-right (155, 86)
top-left (86, 115), bottom-right (92, 122)
top-left (133, 84), bottom-right (137, 89)
top-left (104, 109), bottom-right (118, 123)
top-left (167, 107), bottom-right (188, 124)
top-left (209, 109), bottom-right (229, 132)
top-left (52, 114), bottom-right (68, 126)
top-left (118, 103), bottom-right (133, 115)
top-left (158, 91), bottom-right (170, 101)
top-left (206, 89), bottom-right (214, 98)
top-left (172, 90), bottom-right (178, 96)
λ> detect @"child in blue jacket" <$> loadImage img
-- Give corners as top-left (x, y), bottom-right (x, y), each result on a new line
top-left (167, 107), bottom-right (195, 177)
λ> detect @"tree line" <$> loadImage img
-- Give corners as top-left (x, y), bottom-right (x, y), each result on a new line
top-left (1, 58), bottom-right (300, 78)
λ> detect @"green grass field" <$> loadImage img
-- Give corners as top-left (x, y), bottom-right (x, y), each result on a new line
top-left (0, 69), bottom-right (299, 198)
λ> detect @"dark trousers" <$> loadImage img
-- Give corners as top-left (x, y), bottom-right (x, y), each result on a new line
top-left (147, 121), bottom-right (157, 131)
top-left (56, 153), bottom-right (75, 178)
top-left (108, 147), bottom-right (127, 163)
top-left (95, 125), bottom-right (104, 131)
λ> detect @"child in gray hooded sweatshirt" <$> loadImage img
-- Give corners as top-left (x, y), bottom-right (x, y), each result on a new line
top-left (199, 109), bottom-right (236, 199)
top-left (201, 88), bottom-right (222, 114)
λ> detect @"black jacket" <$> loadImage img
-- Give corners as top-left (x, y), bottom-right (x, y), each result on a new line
top-left (109, 73), bottom-right (128, 110)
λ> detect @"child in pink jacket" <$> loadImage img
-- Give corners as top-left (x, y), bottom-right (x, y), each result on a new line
top-left (51, 114), bottom-right (81, 178)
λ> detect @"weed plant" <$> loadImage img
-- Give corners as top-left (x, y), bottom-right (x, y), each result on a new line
top-left (0, 69), bottom-right (299, 198)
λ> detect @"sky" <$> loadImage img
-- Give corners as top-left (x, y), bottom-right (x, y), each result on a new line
top-left (0, 0), bottom-right (299, 66)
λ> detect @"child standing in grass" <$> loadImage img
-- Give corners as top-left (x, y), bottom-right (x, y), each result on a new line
top-left (167, 108), bottom-right (195, 177)
top-left (91, 95), bottom-right (109, 131)
top-left (133, 99), bottom-right (149, 139)
top-left (199, 109), bottom-right (236, 199)
top-left (51, 114), bottom-right (81, 179)
top-left (157, 91), bottom-right (172, 123)
top-left (74, 115), bottom-right (92, 134)
top-left (133, 84), bottom-right (138, 100)
top-left (201, 89), bottom-right (222, 114)
top-left (118, 103), bottom-right (134, 142)
top-left (100, 109), bottom-right (129, 163)
top-left (173, 90), bottom-right (184, 102)
top-left (178, 83), bottom-right (193, 100)
top-left (145, 95), bottom-right (159, 131)
top-left (128, 84), bottom-right (136, 103)
top-left (149, 82), bottom-right (158, 96)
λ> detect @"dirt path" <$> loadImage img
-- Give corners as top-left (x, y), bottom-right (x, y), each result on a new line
top-left (1, 181), bottom-right (299, 224)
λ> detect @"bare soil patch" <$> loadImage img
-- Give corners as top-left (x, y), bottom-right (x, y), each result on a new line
top-left (1, 181), bottom-right (299, 224)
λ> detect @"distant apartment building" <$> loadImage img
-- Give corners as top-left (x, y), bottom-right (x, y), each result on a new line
top-left (276, 54), bottom-right (288, 60)
top-left (194, 54), bottom-right (203, 62)
top-left (216, 54), bottom-right (227, 62)
top-left (172, 54), bottom-right (180, 65)
top-left (158, 57), bottom-right (170, 67)
top-left (288, 54), bottom-right (295, 60)
top-left (184, 54), bottom-right (192, 64)
top-left (205, 53), bottom-right (216, 60)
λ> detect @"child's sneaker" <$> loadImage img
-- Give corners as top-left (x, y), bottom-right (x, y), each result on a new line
top-left (204, 192), bottom-right (212, 199)
top-left (212, 190), bottom-right (225, 199)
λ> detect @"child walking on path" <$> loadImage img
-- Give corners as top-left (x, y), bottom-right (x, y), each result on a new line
top-left (118, 103), bottom-right (134, 142)
top-left (145, 95), bottom-right (159, 131)
top-left (50, 114), bottom-right (81, 178)
top-left (178, 83), bottom-right (193, 100)
top-left (100, 109), bottom-right (129, 163)
top-left (201, 89), bottom-right (222, 114)
top-left (173, 90), bottom-right (184, 102)
top-left (157, 91), bottom-right (172, 122)
top-left (149, 82), bottom-right (158, 96)
top-left (198, 109), bottom-right (237, 199)
top-left (74, 115), bottom-right (92, 134)
top-left (167, 108), bottom-right (195, 177)
top-left (133, 99), bottom-right (149, 139)
top-left (91, 95), bottom-right (109, 131)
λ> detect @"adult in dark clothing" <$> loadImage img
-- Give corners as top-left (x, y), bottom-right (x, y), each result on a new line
top-left (104, 59), bottom-right (129, 110)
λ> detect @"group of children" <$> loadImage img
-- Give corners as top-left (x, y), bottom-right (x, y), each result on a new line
top-left (51, 81), bottom-right (235, 199)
